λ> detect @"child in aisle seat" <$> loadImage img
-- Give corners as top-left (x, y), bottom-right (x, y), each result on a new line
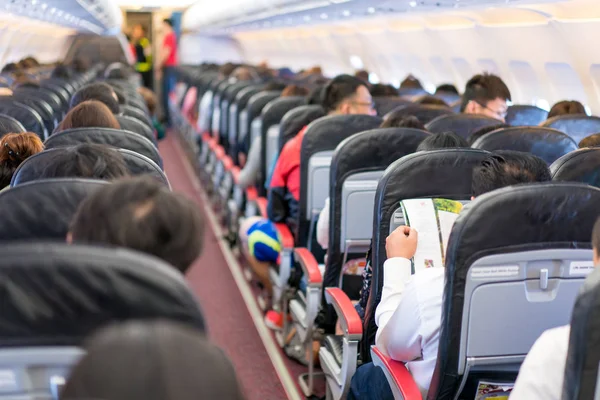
top-left (138, 86), bottom-right (166, 140)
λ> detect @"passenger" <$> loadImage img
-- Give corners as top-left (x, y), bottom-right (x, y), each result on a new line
top-left (70, 82), bottom-right (120, 115)
top-left (380, 114), bottom-right (425, 130)
top-left (1, 63), bottom-right (18, 74)
top-left (461, 73), bottom-right (511, 122)
top-left (355, 70), bottom-right (370, 83)
top-left (218, 62), bottom-right (237, 79)
top-left (365, 151), bottom-right (551, 399)
top-left (400, 75), bottom-right (423, 90)
top-left (263, 81), bottom-right (287, 91)
top-left (306, 85), bottom-right (325, 105)
top-left (131, 24), bottom-right (153, 89)
top-left (510, 216), bottom-right (600, 400)
top-left (138, 86), bottom-right (165, 140)
top-left (416, 131), bottom-right (468, 151)
top-left (35, 143), bottom-right (129, 181)
top-left (159, 18), bottom-right (178, 127)
top-left (237, 84), bottom-right (309, 189)
top-left (435, 84), bottom-right (459, 95)
top-left (57, 100), bottom-right (121, 132)
top-left (71, 58), bottom-right (90, 73)
top-left (547, 100), bottom-right (586, 119)
top-left (578, 133), bottom-right (600, 148)
top-left (69, 176), bottom-right (203, 273)
top-left (51, 64), bottom-right (73, 80)
top-left (0, 132), bottom-right (44, 189)
top-left (370, 84), bottom-right (399, 97)
top-left (231, 66), bottom-right (256, 81)
top-left (413, 95), bottom-right (449, 107)
top-left (467, 123), bottom-right (509, 145)
top-left (61, 321), bottom-right (245, 400)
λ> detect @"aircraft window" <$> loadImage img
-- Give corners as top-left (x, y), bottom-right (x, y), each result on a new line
top-left (585, 105), bottom-right (592, 116)
top-left (509, 61), bottom-right (541, 105)
top-left (350, 55), bottom-right (364, 70)
top-left (588, 64), bottom-right (600, 104)
top-left (535, 99), bottom-right (550, 111)
top-left (545, 62), bottom-right (587, 105)
top-left (478, 59), bottom-right (500, 75)
top-left (429, 56), bottom-right (453, 83)
top-left (424, 83), bottom-right (436, 94)
top-left (369, 73), bottom-right (380, 84)
top-left (451, 58), bottom-right (473, 86)
top-left (391, 79), bottom-right (400, 88)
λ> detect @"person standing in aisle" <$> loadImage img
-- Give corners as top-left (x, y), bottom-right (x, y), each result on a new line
top-left (158, 18), bottom-right (177, 128)
top-left (131, 24), bottom-right (153, 89)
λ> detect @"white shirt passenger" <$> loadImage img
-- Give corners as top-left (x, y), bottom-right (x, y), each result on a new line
top-left (316, 197), bottom-right (330, 250)
top-left (510, 325), bottom-right (570, 400)
top-left (375, 257), bottom-right (445, 398)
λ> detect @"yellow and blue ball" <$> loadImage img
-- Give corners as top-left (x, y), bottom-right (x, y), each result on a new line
top-left (247, 219), bottom-right (282, 263)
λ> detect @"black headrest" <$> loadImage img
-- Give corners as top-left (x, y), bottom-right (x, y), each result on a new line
top-left (563, 267), bottom-right (600, 400)
top-left (116, 115), bottom-right (157, 146)
top-left (45, 128), bottom-right (163, 168)
top-left (0, 101), bottom-right (45, 139)
top-left (431, 182), bottom-right (600, 399)
top-left (0, 179), bottom-right (107, 241)
top-left (374, 96), bottom-right (411, 116)
top-left (541, 115), bottom-right (600, 143)
top-left (0, 113), bottom-right (25, 136)
top-left (385, 104), bottom-right (454, 125)
top-left (551, 148), bottom-right (600, 188)
top-left (122, 104), bottom-right (153, 128)
top-left (426, 114), bottom-right (501, 139)
top-left (278, 105), bottom-right (325, 153)
top-left (506, 105), bottom-right (548, 126)
top-left (0, 242), bottom-right (205, 346)
top-left (234, 85), bottom-right (263, 111)
top-left (362, 148), bottom-right (490, 362)
top-left (298, 114), bottom-right (382, 241)
top-left (472, 127), bottom-right (577, 165)
top-left (11, 148), bottom-right (168, 187)
top-left (322, 128), bottom-right (430, 290)
top-left (247, 91), bottom-right (281, 121)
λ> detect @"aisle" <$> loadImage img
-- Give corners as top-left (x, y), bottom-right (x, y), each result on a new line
top-left (159, 133), bottom-right (299, 400)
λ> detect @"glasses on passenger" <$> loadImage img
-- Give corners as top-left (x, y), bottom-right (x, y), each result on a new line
top-left (351, 101), bottom-right (376, 110)
top-left (476, 101), bottom-right (507, 120)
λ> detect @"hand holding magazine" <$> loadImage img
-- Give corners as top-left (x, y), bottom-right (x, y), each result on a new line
top-left (400, 198), bottom-right (463, 273)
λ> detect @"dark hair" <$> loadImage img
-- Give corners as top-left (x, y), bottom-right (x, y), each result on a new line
top-left (400, 75), bottom-right (423, 90)
top-left (467, 123), bottom-right (509, 145)
top-left (163, 18), bottom-right (173, 27)
top-left (416, 131), bottom-right (468, 151)
top-left (61, 321), bottom-right (245, 400)
top-left (58, 100), bottom-right (121, 132)
top-left (0, 132), bottom-right (43, 188)
top-left (380, 114), bottom-right (425, 130)
top-left (71, 58), bottom-right (90, 73)
top-left (70, 176), bottom-right (204, 273)
top-left (138, 87), bottom-right (157, 116)
top-left (370, 84), bottom-right (398, 97)
top-left (1, 63), bottom-right (19, 74)
top-left (219, 62), bottom-right (236, 78)
top-left (36, 144), bottom-right (129, 181)
top-left (593, 217), bottom-right (600, 254)
top-left (461, 73), bottom-right (511, 112)
top-left (263, 81), bottom-right (287, 91)
top-left (13, 81), bottom-right (40, 90)
top-left (306, 86), bottom-right (325, 106)
top-left (51, 64), bottom-right (73, 80)
top-left (579, 133), bottom-right (600, 149)
top-left (472, 151), bottom-right (551, 197)
top-left (414, 95), bottom-right (448, 107)
top-left (435, 84), bottom-right (459, 95)
top-left (70, 82), bottom-right (120, 114)
top-left (548, 100), bottom-right (586, 119)
top-left (281, 84), bottom-right (309, 97)
top-left (321, 74), bottom-right (367, 113)
top-left (355, 70), bottom-right (370, 83)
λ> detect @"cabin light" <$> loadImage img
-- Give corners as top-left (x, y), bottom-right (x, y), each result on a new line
top-left (369, 73), bottom-right (380, 84)
top-left (391, 79), bottom-right (400, 88)
top-left (367, 7), bottom-right (375, 13)
top-left (585, 105), bottom-right (591, 116)
top-left (535, 99), bottom-right (550, 112)
top-left (424, 83), bottom-right (436, 94)
top-left (409, 1), bottom-right (417, 6)
top-left (49, 7), bottom-right (55, 13)
top-left (342, 10), bottom-right (350, 17)
top-left (320, 13), bottom-right (328, 19)
top-left (350, 55), bottom-right (364, 69)
top-left (304, 15), bottom-right (311, 21)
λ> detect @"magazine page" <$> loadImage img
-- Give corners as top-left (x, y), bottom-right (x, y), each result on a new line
top-left (474, 380), bottom-right (513, 400)
top-left (400, 199), bottom-right (443, 272)
top-left (433, 199), bottom-right (463, 264)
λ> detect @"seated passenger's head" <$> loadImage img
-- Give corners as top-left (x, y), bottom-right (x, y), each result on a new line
top-left (58, 100), bottom-right (121, 132)
top-left (218, 62), bottom-right (236, 78)
top-left (35, 144), bottom-right (129, 181)
top-left (61, 321), bottom-right (245, 400)
top-left (263, 81), bottom-right (287, 91)
top-left (548, 100), bottom-right (586, 119)
top-left (306, 85), bottom-right (325, 106)
top-left (471, 151), bottom-right (551, 198)
top-left (69, 177), bottom-right (204, 273)
top-left (370, 84), bottom-right (398, 97)
top-left (400, 75), bottom-right (423, 90)
top-left (467, 123), bottom-right (509, 145)
top-left (416, 131), bottom-right (468, 151)
top-left (380, 114), bottom-right (425, 130)
top-left (51, 64), bottom-right (73, 80)
top-left (0, 132), bottom-right (44, 188)
top-left (137, 87), bottom-right (157, 116)
top-left (461, 73), bottom-right (511, 122)
top-left (281, 84), bottom-right (309, 97)
top-left (354, 70), bottom-right (370, 83)
top-left (322, 74), bottom-right (375, 116)
top-left (231, 67), bottom-right (255, 81)
top-left (70, 83), bottom-right (120, 115)
top-left (579, 134), bottom-right (600, 149)
top-left (414, 95), bottom-right (448, 107)
top-left (1, 63), bottom-right (18, 74)
top-left (435, 84), bottom-right (459, 95)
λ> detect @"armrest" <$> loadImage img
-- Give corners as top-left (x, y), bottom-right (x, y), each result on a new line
top-left (245, 187), bottom-right (258, 201)
top-left (256, 196), bottom-right (268, 218)
top-left (324, 287), bottom-right (362, 340)
top-left (371, 347), bottom-right (422, 400)
top-left (293, 247), bottom-right (322, 285)
top-left (275, 223), bottom-right (294, 249)
top-left (231, 167), bottom-right (240, 185)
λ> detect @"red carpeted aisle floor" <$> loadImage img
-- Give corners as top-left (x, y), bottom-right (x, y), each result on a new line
top-left (159, 133), bottom-right (295, 400)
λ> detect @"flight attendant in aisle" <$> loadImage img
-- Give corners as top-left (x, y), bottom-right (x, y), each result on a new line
top-left (158, 18), bottom-right (177, 128)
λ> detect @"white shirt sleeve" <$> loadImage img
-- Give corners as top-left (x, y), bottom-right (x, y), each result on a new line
top-left (238, 136), bottom-right (261, 189)
top-left (375, 257), bottom-right (422, 362)
top-left (510, 325), bottom-right (570, 400)
top-left (316, 197), bottom-right (330, 250)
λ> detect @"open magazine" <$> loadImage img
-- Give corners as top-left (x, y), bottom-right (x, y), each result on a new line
top-left (474, 381), bottom-right (514, 399)
top-left (400, 198), bottom-right (463, 273)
